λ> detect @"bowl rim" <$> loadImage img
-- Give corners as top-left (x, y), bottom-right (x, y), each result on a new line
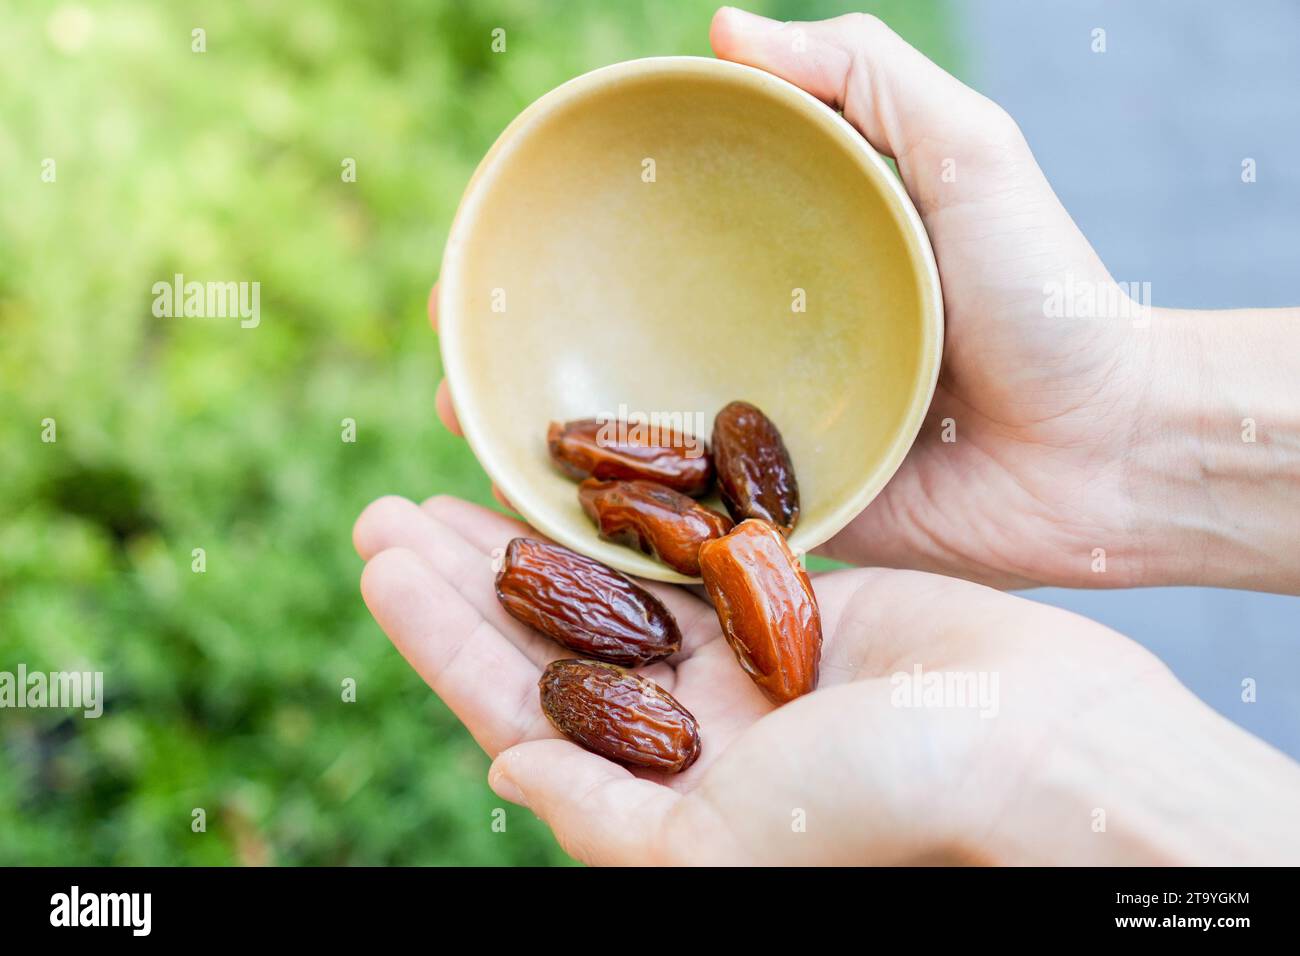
top-left (438, 55), bottom-right (943, 582)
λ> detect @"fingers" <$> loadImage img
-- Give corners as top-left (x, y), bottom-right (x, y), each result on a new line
top-left (354, 495), bottom-right (561, 667)
top-left (360, 547), bottom-right (556, 756)
top-left (417, 493), bottom-right (530, 554)
top-left (489, 739), bottom-right (682, 866)
top-left (424, 281), bottom-right (559, 517)
top-left (435, 378), bottom-right (463, 437)
top-left (356, 495), bottom-right (717, 665)
top-left (430, 281), bottom-right (464, 437)
top-left (709, 7), bottom-right (1024, 209)
top-left (490, 483), bottom-right (514, 512)
top-left (710, 7), bottom-right (1006, 153)
top-left (418, 495), bottom-right (723, 657)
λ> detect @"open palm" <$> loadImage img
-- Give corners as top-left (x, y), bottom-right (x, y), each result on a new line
top-left (359, 9), bottom-right (1300, 867)
top-left (352, 494), bottom-right (832, 863)
top-left (353, 493), bottom-right (1193, 865)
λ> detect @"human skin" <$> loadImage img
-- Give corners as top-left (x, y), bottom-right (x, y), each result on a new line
top-left (432, 9), bottom-right (1300, 594)
top-left (353, 494), bottom-right (1300, 865)
top-left (355, 8), bottom-right (1300, 864)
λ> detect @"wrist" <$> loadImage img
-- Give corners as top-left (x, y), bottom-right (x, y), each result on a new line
top-left (1083, 690), bottom-right (1300, 865)
top-left (1124, 305), bottom-right (1300, 591)
top-left (978, 671), bottom-right (1300, 864)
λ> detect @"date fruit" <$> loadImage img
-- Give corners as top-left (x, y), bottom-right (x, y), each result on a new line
top-left (698, 519), bottom-right (822, 704)
top-left (539, 659), bottom-right (701, 773)
top-left (578, 478), bottom-right (733, 577)
top-left (495, 537), bottom-right (681, 666)
top-left (547, 418), bottom-right (713, 496)
top-left (711, 400), bottom-right (800, 534)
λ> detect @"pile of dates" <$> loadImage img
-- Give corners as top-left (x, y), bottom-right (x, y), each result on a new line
top-left (495, 401), bottom-right (822, 774)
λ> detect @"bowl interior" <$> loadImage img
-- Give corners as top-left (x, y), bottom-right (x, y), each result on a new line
top-left (440, 57), bottom-right (941, 582)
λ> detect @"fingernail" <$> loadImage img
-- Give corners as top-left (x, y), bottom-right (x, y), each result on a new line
top-left (489, 765), bottom-right (528, 807)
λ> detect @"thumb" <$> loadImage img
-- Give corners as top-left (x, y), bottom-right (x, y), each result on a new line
top-left (488, 739), bottom-right (685, 866)
top-left (710, 7), bottom-right (1025, 207)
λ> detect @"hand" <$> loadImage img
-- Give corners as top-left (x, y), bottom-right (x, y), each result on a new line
top-left (353, 494), bottom-right (1300, 865)
top-left (709, 8), bottom-right (1164, 589)
top-left (430, 9), bottom-right (1161, 589)
top-left (432, 10), bottom-right (1300, 594)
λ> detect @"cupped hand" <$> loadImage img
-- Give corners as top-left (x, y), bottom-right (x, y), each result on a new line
top-left (709, 9), bottom-right (1162, 588)
top-left (433, 9), bottom-right (1161, 589)
top-left (353, 494), bottom-right (1298, 865)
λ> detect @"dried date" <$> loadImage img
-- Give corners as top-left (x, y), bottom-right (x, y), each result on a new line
top-left (578, 478), bottom-right (732, 577)
top-left (547, 418), bottom-right (713, 496)
top-left (539, 659), bottom-right (701, 773)
top-left (711, 401), bottom-right (799, 534)
top-left (495, 537), bottom-right (681, 666)
top-left (698, 519), bottom-right (822, 704)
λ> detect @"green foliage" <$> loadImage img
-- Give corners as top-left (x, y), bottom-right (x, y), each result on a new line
top-left (0, 0), bottom-right (951, 865)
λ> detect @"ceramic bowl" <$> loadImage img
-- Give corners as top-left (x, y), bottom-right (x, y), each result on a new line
top-left (438, 56), bottom-right (943, 582)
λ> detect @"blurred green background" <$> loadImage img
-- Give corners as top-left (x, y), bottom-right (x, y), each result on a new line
top-left (0, 0), bottom-right (954, 865)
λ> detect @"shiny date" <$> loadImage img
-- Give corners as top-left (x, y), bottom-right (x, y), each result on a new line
top-left (495, 537), bottom-right (681, 666)
top-left (547, 418), bottom-right (713, 497)
top-left (698, 519), bottom-right (822, 704)
top-left (711, 401), bottom-right (800, 534)
top-left (539, 659), bottom-right (701, 773)
top-left (578, 478), bottom-right (733, 577)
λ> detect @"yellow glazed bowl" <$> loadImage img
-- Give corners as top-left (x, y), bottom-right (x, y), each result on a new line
top-left (439, 56), bottom-right (943, 583)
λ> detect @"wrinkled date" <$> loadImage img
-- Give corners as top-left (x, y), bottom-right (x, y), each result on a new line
top-left (547, 418), bottom-right (713, 497)
top-left (578, 478), bottom-right (733, 577)
top-left (495, 538), bottom-right (681, 666)
top-left (699, 519), bottom-right (822, 704)
top-left (711, 401), bottom-right (800, 534)
top-left (539, 659), bottom-right (701, 773)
